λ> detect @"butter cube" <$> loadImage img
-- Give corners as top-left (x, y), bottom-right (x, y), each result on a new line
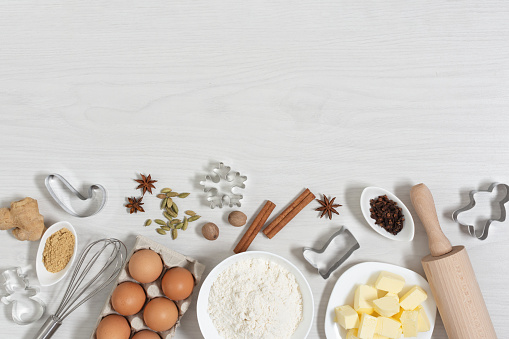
top-left (375, 271), bottom-right (406, 294)
top-left (399, 286), bottom-right (427, 311)
top-left (400, 310), bottom-right (419, 337)
top-left (384, 292), bottom-right (399, 302)
top-left (415, 305), bottom-right (430, 332)
top-left (346, 328), bottom-right (361, 339)
top-left (373, 335), bottom-right (390, 339)
top-left (376, 317), bottom-right (402, 338)
top-left (373, 297), bottom-right (400, 317)
top-left (354, 285), bottom-right (378, 314)
top-left (358, 313), bottom-right (378, 339)
top-left (335, 305), bottom-right (360, 329)
top-left (393, 308), bottom-right (404, 321)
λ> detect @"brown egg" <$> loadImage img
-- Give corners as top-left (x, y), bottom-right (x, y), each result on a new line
top-left (132, 330), bottom-right (161, 339)
top-left (162, 267), bottom-right (195, 301)
top-left (143, 297), bottom-right (178, 332)
top-left (111, 281), bottom-right (146, 316)
top-left (96, 314), bottom-right (131, 339)
top-left (129, 249), bottom-right (163, 283)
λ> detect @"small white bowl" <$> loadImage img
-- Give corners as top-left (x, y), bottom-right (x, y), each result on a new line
top-left (36, 221), bottom-right (78, 286)
top-left (360, 187), bottom-right (414, 241)
top-left (197, 251), bottom-right (314, 339)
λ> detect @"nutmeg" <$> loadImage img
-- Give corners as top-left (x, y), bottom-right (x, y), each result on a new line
top-left (228, 211), bottom-right (247, 227)
top-left (202, 223), bottom-right (219, 240)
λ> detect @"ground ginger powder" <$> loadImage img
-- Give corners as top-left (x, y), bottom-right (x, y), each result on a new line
top-left (42, 228), bottom-right (75, 273)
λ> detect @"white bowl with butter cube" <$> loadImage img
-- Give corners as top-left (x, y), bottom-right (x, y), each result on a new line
top-left (324, 262), bottom-right (436, 339)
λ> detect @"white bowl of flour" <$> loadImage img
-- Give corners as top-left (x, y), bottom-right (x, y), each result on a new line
top-left (197, 251), bottom-right (314, 339)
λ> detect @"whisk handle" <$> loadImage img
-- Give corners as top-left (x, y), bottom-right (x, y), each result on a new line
top-left (34, 315), bottom-right (62, 339)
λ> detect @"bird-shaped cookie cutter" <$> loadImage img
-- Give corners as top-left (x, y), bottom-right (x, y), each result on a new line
top-left (452, 182), bottom-right (509, 240)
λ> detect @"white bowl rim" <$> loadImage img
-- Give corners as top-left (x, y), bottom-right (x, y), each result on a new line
top-left (360, 186), bottom-right (415, 241)
top-left (197, 250), bottom-right (314, 339)
top-left (36, 221), bottom-right (78, 286)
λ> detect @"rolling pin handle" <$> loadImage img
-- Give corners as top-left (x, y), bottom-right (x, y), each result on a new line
top-left (410, 183), bottom-right (453, 257)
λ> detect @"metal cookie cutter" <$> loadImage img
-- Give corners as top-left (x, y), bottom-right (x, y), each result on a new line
top-left (452, 182), bottom-right (509, 240)
top-left (1, 267), bottom-right (45, 325)
top-left (303, 227), bottom-right (360, 279)
top-left (200, 162), bottom-right (247, 209)
top-left (45, 174), bottom-right (107, 217)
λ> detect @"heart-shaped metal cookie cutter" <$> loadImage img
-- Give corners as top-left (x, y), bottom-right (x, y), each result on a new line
top-left (45, 174), bottom-right (107, 217)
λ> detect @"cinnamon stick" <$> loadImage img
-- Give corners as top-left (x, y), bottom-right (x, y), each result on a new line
top-left (262, 188), bottom-right (311, 236)
top-left (264, 189), bottom-right (315, 239)
top-left (233, 200), bottom-right (276, 254)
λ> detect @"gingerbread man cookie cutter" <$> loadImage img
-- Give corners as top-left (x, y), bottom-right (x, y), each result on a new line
top-left (452, 182), bottom-right (509, 240)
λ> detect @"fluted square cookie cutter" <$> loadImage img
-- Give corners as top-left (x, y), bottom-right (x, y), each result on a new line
top-left (1, 267), bottom-right (45, 325)
top-left (303, 227), bottom-right (360, 279)
top-left (452, 182), bottom-right (509, 240)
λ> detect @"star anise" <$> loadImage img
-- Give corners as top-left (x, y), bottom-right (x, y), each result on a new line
top-left (315, 194), bottom-right (342, 220)
top-left (125, 197), bottom-right (145, 214)
top-left (135, 174), bottom-right (157, 195)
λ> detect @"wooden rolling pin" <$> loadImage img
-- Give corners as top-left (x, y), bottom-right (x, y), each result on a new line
top-left (410, 183), bottom-right (497, 339)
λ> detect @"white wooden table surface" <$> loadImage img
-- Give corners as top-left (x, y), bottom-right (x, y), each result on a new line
top-left (1, 1), bottom-right (508, 338)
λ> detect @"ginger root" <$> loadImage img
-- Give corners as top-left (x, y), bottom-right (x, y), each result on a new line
top-left (0, 197), bottom-right (46, 241)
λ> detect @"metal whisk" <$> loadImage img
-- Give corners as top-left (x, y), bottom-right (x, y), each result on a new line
top-left (35, 238), bottom-right (127, 339)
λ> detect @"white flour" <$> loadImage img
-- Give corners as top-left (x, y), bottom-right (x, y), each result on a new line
top-left (208, 258), bottom-right (303, 339)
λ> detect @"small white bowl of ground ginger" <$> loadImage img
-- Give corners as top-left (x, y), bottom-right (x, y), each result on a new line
top-left (36, 221), bottom-right (78, 286)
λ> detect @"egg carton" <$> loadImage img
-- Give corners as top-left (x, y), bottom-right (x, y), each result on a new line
top-left (90, 235), bottom-right (205, 339)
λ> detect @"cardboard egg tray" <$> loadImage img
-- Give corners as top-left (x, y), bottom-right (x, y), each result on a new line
top-left (90, 235), bottom-right (205, 339)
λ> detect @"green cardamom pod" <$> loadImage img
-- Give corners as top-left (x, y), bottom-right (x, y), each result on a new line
top-left (161, 225), bottom-right (171, 231)
top-left (188, 215), bottom-right (201, 222)
top-left (167, 208), bottom-right (178, 218)
top-left (163, 212), bottom-right (173, 220)
top-left (156, 194), bottom-right (166, 199)
top-left (172, 229), bottom-right (178, 239)
top-left (167, 192), bottom-right (179, 197)
top-left (166, 198), bottom-right (173, 208)
top-left (185, 210), bottom-right (196, 216)
top-left (144, 219), bottom-right (152, 226)
top-left (161, 197), bottom-right (168, 209)
top-left (175, 223), bottom-right (184, 229)
top-left (170, 219), bottom-right (181, 224)
top-left (161, 188), bottom-right (172, 193)
top-left (156, 228), bottom-right (166, 235)
top-left (178, 192), bottom-right (190, 198)
top-left (171, 202), bottom-right (179, 214)
top-left (155, 219), bottom-right (166, 225)
top-left (182, 217), bottom-right (188, 231)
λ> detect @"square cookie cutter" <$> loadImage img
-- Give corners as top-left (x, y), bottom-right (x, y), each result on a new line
top-left (303, 227), bottom-right (360, 279)
top-left (452, 182), bottom-right (509, 240)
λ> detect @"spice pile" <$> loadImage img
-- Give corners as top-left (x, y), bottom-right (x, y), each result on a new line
top-left (369, 195), bottom-right (405, 235)
top-left (42, 228), bottom-right (75, 273)
top-left (149, 187), bottom-right (201, 239)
